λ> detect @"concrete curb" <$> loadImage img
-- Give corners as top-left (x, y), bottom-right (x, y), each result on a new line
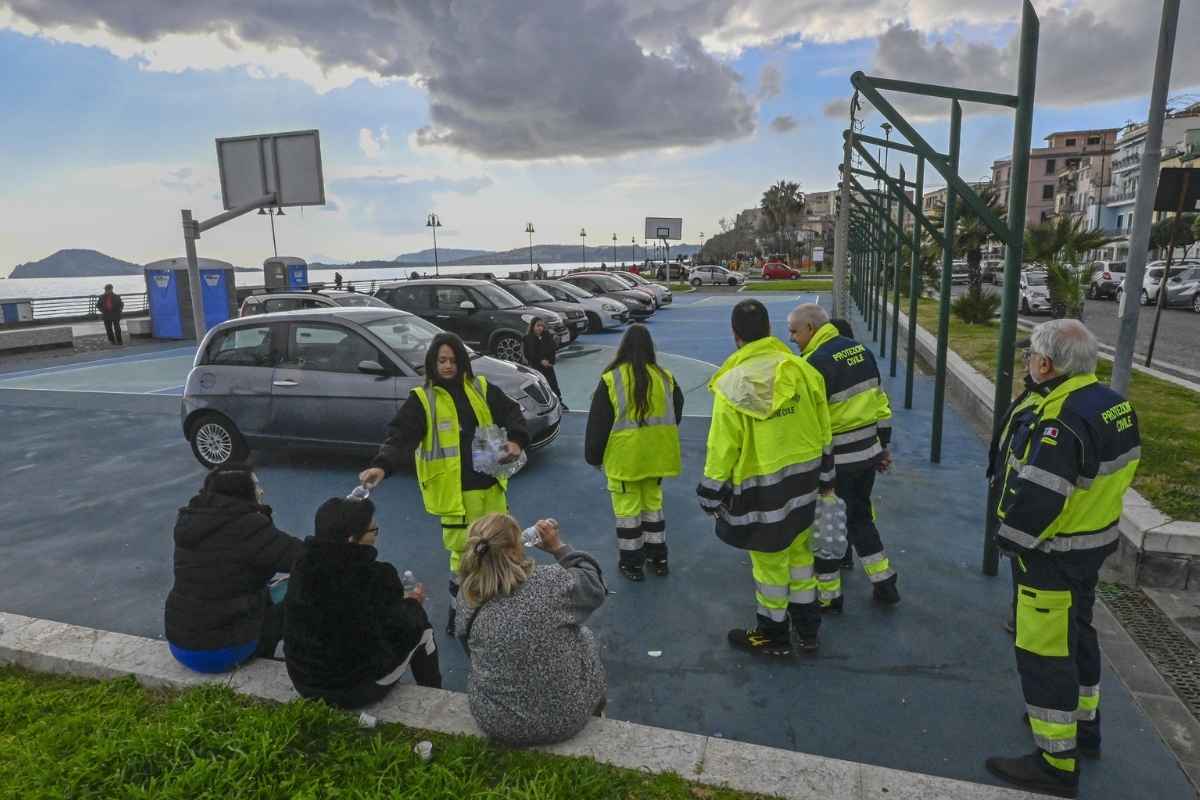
top-left (0, 611), bottom-right (1042, 800)
top-left (888, 305), bottom-right (1200, 591)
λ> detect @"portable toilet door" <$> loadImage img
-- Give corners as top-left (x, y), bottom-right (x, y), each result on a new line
top-left (200, 270), bottom-right (231, 330)
top-left (145, 269), bottom-right (183, 339)
top-left (287, 261), bottom-right (309, 289)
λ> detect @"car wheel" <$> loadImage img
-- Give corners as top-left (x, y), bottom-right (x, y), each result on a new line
top-left (789, 273), bottom-right (798, 280)
top-left (492, 332), bottom-right (524, 363)
top-left (728, 278), bottom-right (737, 286)
top-left (1021, 297), bottom-right (1030, 315)
top-left (189, 413), bottom-right (248, 469)
top-left (1193, 293), bottom-right (1200, 314)
top-left (1087, 283), bottom-right (1098, 300)
top-left (585, 312), bottom-right (602, 332)
top-left (690, 277), bottom-right (702, 287)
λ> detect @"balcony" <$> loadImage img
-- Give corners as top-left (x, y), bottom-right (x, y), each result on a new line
top-left (1111, 152), bottom-right (1141, 172)
top-left (1105, 188), bottom-right (1138, 206)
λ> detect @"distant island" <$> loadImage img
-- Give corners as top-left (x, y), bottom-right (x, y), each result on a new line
top-left (9, 243), bottom-right (703, 279)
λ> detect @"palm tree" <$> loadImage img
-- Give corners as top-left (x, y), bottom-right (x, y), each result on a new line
top-left (760, 180), bottom-right (806, 259)
top-left (926, 186), bottom-right (1006, 294)
top-left (1024, 217), bottom-right (1118, 318)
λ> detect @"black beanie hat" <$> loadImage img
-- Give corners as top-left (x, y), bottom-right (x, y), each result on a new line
top-left (314, 497), bottom-right (375, 542)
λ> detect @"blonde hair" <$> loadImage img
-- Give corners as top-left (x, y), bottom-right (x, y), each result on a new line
top-left (458, 513), bottom-right (535, 608)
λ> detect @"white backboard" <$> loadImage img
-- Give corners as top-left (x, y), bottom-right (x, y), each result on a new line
top-left (644, 217), bottom-right (683, 240)
top-left (216, 130), bottom-right (325, 210)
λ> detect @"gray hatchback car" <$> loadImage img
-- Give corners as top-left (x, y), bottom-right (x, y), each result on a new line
top-left (182, 307), bottom-right (561, 468)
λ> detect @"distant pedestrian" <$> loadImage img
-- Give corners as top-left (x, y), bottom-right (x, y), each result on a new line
top-left (523, 317), bottom-right (564, 406)
top-left (535, 264), bottom-right (546, 279)
top-left (97, 284), bottom-right (124, 345)
top-left (334, 272), bottom-right (344, 290)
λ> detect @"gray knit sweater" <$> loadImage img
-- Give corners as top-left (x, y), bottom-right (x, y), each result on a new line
top-left (455, 546), bottom-right (607, 746)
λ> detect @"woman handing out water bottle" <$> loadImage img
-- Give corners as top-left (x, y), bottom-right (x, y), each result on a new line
top-left (358, 333), bottom-right (529, 635)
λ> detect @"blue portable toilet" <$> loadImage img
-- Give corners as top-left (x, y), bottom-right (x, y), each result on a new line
top-left (144, 257), bottom-right (238, 339)
top-left (264, 256), bottom-right (308, 291)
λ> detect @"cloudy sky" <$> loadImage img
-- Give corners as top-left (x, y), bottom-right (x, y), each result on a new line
top-left (1, 0), bottom-right (1198, 270)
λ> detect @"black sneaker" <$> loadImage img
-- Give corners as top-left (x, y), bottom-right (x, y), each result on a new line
top-left (1023, 713), bottom-right (1101, 758)
top-left (872, 575), bottom-right (900, 605)
top-left (819, 597), bottom-right (844, 614)
top-left (728, 627), bottom-right (792, 657)
top-left (649, 557), bottom-right (669, 577)
top-left (985, 751), bottom-right (1078, 798)
top-left (795, 636), bottom-right (820, 654)
top-left (618, 562), bottom-right (645, 582)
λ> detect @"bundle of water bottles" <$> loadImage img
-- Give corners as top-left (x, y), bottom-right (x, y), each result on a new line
top-left (811, 494), bottom-right (849, 560)
top-left (470, 424), bottom-right (527, 479)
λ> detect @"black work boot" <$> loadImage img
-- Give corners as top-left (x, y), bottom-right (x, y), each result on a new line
top-left (872, 574), bottom-right (900, 605)
top-left (646, 545), bottom-right (669, 577)
top-left (788, 603), bottom-right (821, 653)
top-left (728, 614), bottom-right (792, 656)
top-left (985, 751), bottom-right (1078, 798)
top-left (618, 560), bottom-right (645, 582)
top-left (1023, 713), bottom-right (1101, 758)
top-left (818, 596), bottom-right (844, 614)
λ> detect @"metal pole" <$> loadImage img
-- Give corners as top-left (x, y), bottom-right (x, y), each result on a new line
top-left (1146, 173), bottom-right (1188, 366)
top-left (181, 209), bottom-right (207, 340)
top-left (984, 0), bottom-right (1039, 576)
top-left (834, 130), bottom-right (856, 317)
top-left (1113, 0), bottom-right (1180, 394)
top-left (880, 188), bottom-right (891, 356)
top-left (931, 100), bottom-right (962, 464)
top-left (268, 211), bottom-right (278, 258)
top-left (891, 164), bottom-right (904, 376)
top-left (432, 223), bottom-right (440, 278)
top-left (905, 157), bottom-right (925, 408)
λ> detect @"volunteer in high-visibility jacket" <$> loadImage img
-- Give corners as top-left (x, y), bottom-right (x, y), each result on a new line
top-left (697, 299), bottom-right (835, 656)
top-left (585, 324), bottom-right (684, 581)
top-left (985, 320), bottom-right (1140, 799)
top-left (359, 332), bottom-right (529, 636)
top-left (788, 304), bottom-right (899, 609)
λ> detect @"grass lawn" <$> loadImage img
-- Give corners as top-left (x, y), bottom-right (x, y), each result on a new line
top-left (0, 667), bottom-right (766, 800)
top-left (903, 294), bottom-right (1199, 520)
top-left (743, 281), bottom-right (833, 292)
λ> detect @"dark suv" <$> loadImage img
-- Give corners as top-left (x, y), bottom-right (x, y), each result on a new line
top-left (374, 278), bottom-right (568, 363)
top-left (561, 273), bottom-right (655, 319)
top-left (495, 279), bottom-right (589, 340)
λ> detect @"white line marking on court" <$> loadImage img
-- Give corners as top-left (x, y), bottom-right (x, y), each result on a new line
top-left (0, 386), bottom-right (174, 397)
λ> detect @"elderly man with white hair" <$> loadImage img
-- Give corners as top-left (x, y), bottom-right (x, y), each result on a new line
top-left (984, 319), bottom-right (1140, 798)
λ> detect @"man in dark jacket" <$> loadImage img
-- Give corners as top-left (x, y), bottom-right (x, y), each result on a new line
top-left (97, 284), bottom-right (124, 345)
top-left (285, 497), bottom-right (442, 709)
top-left (165, 465), bottom-right (305, 673)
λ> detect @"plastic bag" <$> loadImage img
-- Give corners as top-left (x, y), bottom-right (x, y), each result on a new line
top-left (811, 494), bottom-right (849, 560)
top-left (470, 424), bottom-right (527, 479)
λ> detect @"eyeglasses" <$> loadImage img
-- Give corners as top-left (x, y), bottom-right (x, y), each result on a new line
top-left (365, 526), bottom-right (380, 538)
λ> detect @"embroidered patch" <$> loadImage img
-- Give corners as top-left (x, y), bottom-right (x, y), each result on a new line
top-left (1043, 426), bottom-right (1058, 439)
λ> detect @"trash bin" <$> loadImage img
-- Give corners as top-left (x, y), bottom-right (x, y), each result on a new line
top-left (144, 258), bottom-right (238, 339)
top-left (0, 298), bottom-right (33, 325)
top-left (264, 257), bottom-right (308, 291)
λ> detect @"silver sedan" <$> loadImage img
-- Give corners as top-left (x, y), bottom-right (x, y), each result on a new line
top-left (182, 307), bottom-right (561, 468)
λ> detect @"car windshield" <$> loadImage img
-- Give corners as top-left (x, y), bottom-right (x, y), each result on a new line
top-left (1025, 273), bottom-right (1047, 286)
top-left (472, 283), bottom-right (523, 309)
top-left (547, 281), bottom-right (592, 299)
top-left (364, 315), bottom-right (446, 372)
top-left (1108, 263), bottom-right (1126, 273)
top-left (621, 272), bottom-right (650, 284)
top-left (505, 282), bottom-right (555, 304)
top-left (332, 294), bottom-right (387, 307)
top-left (588, 275), bottom-right (629, 292)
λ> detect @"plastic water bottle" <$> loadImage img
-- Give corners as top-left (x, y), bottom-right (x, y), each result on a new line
top-left (521, 526), bottom-right (542, 548)
top-left (348, 484), bottom-right (371, 500)
top-left (401, 570), bottom-right (417, 593)
top-left (813, 495), bottom-right (848, 560)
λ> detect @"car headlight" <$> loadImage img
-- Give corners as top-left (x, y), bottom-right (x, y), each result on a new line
top-left (521, 314), bottom-right (534, 323)
top-left (601, 303), bottom-right (621, 312)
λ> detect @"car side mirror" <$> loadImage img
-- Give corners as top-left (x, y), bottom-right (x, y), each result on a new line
top-left (459, 300), bottom-right (477, 311)
top-left (357, 359), bottom-right (390, 377)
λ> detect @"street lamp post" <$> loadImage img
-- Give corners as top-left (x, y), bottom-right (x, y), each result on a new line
top-left (612, 233), bottom-right (618, 265)
top-left (257, 206), bottom-right (285, 257)
top-left (699, 231), bottom-right (705, 262)
top-left (525, 222), bottom-right (535, 271)
top-left (426, 213), bottom-right (442, 277)
top-left (631, 236), bottom-right (637, 263)
top-left (580, 228), bottom-right (587, 267)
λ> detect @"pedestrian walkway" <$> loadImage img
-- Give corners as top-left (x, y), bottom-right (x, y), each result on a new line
top-left (0, 293), bottom-right (1192, 797)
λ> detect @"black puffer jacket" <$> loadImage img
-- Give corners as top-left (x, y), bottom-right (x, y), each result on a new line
top-left (164, 493), bottom-right (305, 650)
top-left (284, 539), bottom-right (431, 692)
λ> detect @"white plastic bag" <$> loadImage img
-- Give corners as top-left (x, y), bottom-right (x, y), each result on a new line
top-left (470, 424), bottom-right (527, 479)
top-left (811, 494), bottom-right (849, 560)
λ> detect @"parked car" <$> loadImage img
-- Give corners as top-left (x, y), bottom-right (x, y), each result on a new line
top-left (374, 278), bottom-right (568, 363)
top-left (981, 260), bottom-right (1005, 284)
top-left (572, 271), bottom-right (659, 308)
top-left (530, 279), bottom-right (629, 332)
top-left (239, 290), bottom-right (391, 317)
top-left (1086, 260), bottom-right (1126, 300)
top-left (495, 279), bottom-right (589, 340)
top-left (182, 308), bottom-right (561, 468)
top-left (690, 264), bottom-right (746, 287)
top-left (1019, 270), bottom-right (1052, 315)
top-left (1154, 265), bottom-right (1200, 312)
top-left (760, 261), bottom-right (802, 280)
top-left (607, 270), bottom-right (673, 306)
top-left (561, 274), bottom-right (655, 319)
top-left (1130, 260), bottom-right (1199, 306)
top-left (650, 261), bottom-right (690, 281)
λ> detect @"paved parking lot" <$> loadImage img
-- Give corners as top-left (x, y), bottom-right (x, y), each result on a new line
top-left (0, 291), bottom-right (1193, 798)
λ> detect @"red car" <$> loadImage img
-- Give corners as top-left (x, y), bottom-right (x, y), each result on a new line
top-left (760, 261), bottom-right (800, 280)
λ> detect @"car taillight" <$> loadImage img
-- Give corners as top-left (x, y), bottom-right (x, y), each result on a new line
top-left (1102, 272), bottom-right (1111, 280)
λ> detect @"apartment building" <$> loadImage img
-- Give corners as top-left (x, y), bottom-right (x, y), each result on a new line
top-left (991, 128), bottom-right (1119, 227)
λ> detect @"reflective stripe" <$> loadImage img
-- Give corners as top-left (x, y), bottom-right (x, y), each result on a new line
top-left (728, 459), bottom-right (822, 495)
top-left (1076, 685), bottom-right (1100, 720)
top-left (867, 568), bottom-right (895, 583)
top-left (859, 552), bottom-right (887, 567)
top-left (720, 490), bottom-right (818, 527)
top-left (1033, 733), bottom-right (1077, 754)
top-left (641, 509), bottom-right (665, 523)
top-left (832, 425), bottom-right (878, 447)
top-left (615, 516), bottom-right (641, 528)
top-left (1042, 753), bottom-right (1076, 773)
top-left (815, 572), bottom-right (839, 583)
top-left (617, 535), bottom-right (645, 551)
top-left (997, 523), bottom-right (1120, 553)
top-left (877, 419), bottom-right (892, 430)
top-left (756, 582), bottom-right (790, 599)
top-left (818, 588), bottom-right (841, 601)
top-left (835, 442), bottom-right (882, 464)
top-left (790, 565), bottom-right (814, 581)
top-left (820, 470), bottom-right (837, 483)
top-left (829, 377), bottom-right (879, 404)
top-left (643, 529), bottom-right (666, 544)
top-left (611, 366), bottom-right (675, 431)
top-left (1078, 685), bottom-right (1100, 699)
top-left (789, 589), bottom-right (816, 603)
top-left (1098, 446), bottom-right (1140, 475)
top-left (1028, 704), bottom-right (1076, 725)
top-left (698, 496), bottom-right (723, 511)
top-left (757, 605), bottom-right (788, 622)
top-left (420, 445), bottom-right (460, 460)
top-left (1019, 465), bottom-right (1075, 498)
top-left (699, 476), bottom-right (727, 492)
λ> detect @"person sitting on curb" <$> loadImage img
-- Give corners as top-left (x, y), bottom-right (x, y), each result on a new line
top-left (165, 464), bottom-right (305, 674)
top-left (284, 497), bottom-right (442, 709)
top-left (455, 513), bottom-right (607, 746)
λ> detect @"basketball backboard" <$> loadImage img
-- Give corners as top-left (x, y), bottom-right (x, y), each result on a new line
top-left (645, 217), bottom-right (683, 240)
top-left (216, 130), bottom-right (325, 210)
